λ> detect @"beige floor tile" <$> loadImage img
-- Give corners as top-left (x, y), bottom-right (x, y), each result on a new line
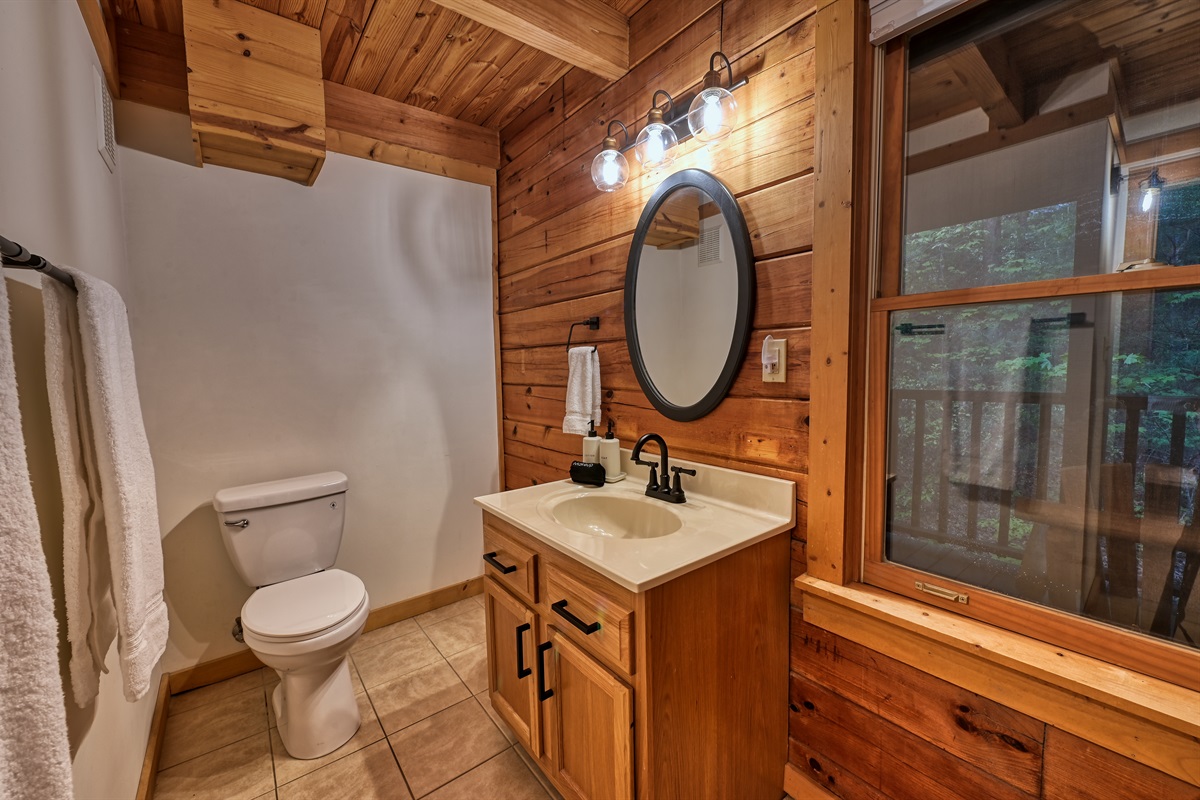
top-left (476, 691), bottom-right (517, 745)
top-left (170, 671), bottom-right (263, 717)
top-left (445, 643), bottom-right (487, 694)
top-left (155, 732), bottom-right (274, 800)
top-left (271, 691), bottom-right (384, 785)
top-left (369, 660), bottom-right (470, 734)
top-left (422, 608), bottom-right (485, 658)
top-left (512, 744), bottom-right (564, 800)
top-left (277, 740), bottom-right (411, 800)
top-left (471, 594), bottom-right (484, 608)
top-left (354, 629), bottom-right (442, 688)
top-left (161, 684), bottom-right (269, 769)
top-left (389, 697), bottom-right (508, 798)
top-left (353, 618), bottom-right (420, 653)
top-left (414, 598), bottom-right (481, 630)
top-left (424, 748), bottom-right (549, 800)
top-left (262, 667), bottom-right (280, 687)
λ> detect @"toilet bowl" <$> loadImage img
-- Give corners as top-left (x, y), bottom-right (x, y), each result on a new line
top-left (241, 569), bottom-right (369, 759)
top-left (213, 471), bottom-right (369, 760)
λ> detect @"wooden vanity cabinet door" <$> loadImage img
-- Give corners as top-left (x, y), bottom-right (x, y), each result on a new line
top-left (484, 579), bottom-right (541, 757)
top-left (545, 626), bottom-right (633, 800)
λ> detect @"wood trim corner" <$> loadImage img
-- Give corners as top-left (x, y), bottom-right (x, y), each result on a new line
top-left (134, 673), bottom-right (171, 800)
top-left (784, 762), bottom-right (838, 799)
top-left (167, 648), bottom-right (264, 695)
top-left (807, 0), bottom-right (872, 585)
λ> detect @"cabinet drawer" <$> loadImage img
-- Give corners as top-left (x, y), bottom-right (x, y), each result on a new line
top-left (545, 566), bottom-right (634, 675)
top-left (483, 524), bottom-right (537, 604)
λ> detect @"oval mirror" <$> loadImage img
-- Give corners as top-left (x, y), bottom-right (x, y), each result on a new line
top-left (625, 169), bottom-right (755, 421)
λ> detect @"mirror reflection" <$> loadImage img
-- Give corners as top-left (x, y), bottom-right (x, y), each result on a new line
top-left (634, 185), bottom-right (739, 408)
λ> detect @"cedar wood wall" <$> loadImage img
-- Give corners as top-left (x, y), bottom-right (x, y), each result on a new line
top-left (493, 0), bottom-right (1198, 798)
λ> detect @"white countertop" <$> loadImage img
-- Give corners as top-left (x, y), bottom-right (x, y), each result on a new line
top-left (474, 451), bottom-right (795, 592)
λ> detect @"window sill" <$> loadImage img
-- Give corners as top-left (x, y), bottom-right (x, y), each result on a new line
top-left (795, 574), bottom-right (1200, 787)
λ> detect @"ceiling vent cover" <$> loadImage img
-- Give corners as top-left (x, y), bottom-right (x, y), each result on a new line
top-left (94, 66), bottom-right (115, 173)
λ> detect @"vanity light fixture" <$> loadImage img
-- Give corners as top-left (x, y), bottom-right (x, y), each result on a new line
top-left (687, 52), bottom-right (739, 143)
top-left (1141, 167), bottom-right (1165, 213)
top-left (634, 90), bottom-right (679, 171)
top-left (592, 120), bottom-right (631, 192)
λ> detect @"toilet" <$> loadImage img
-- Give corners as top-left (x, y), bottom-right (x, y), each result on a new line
top-left (213, 471), bottom-right (369, 760)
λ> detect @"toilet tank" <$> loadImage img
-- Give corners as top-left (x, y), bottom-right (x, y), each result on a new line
top-left (213, 472), bottom-right (348, 588)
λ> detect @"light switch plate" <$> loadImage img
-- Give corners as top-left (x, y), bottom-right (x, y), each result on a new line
top-left (762, 338), bottom-right (787, 383)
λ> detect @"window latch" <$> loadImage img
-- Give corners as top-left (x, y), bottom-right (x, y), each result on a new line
top-left (915, 581), bottom-right (969, 604)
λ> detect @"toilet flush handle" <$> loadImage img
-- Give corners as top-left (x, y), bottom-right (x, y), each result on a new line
top-left (224, 519), bottom-right (250, 528)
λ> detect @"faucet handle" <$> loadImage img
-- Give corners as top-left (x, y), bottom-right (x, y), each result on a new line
top-left (635, 459), bottom-right (660, 491)
top-left (669, 466), bottom-right (696, 498)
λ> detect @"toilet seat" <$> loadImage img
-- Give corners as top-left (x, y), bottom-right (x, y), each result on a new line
top-left (242, 569), bottom-right (366, 642)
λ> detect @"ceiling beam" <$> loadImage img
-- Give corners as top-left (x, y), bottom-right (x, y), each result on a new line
top-left (324, 80), bottom-right (501, 169)
top-left (944, 40), bottom-right (1025, 130)
top-left (427, 0), bottom-right (629, 81)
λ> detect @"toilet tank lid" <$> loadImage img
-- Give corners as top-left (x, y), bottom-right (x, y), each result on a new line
top-left (214, 471), bottom-right (348, 513)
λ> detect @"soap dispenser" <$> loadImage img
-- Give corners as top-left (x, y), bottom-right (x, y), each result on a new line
top-left (599, 420), bottom-right (625, 482)
top-left (582, 419), bottom-right (601, 463)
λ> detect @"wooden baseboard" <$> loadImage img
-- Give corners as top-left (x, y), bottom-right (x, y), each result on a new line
top-left (363, 576), bottom-right (484, 633)
top-left (168, 648), bottom-right (265, 695)
top-left (784, 762), bottom-right (838, 800)
top-left (167, 576), bottom-right (485, 694)
top-left (134, 674), bottom-right (171, 800)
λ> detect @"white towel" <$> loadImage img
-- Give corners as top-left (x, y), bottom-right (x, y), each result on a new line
top-left (563, 346), bottom-right (601, 435)
top-left (48, 268), bottom-right (167, 703)
top-left (43, 278), bottom-right (115, 708)
top-left (0, 277), bottom-right (74, 799)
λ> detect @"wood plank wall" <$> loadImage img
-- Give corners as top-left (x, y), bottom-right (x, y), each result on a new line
top-left (496, 0), bottom-right (816, 506)
top-left (496, 1), bottom-right (1198, 798)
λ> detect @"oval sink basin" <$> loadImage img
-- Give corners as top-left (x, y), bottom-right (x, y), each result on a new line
top-left (550, 494), bottom-right (683, 539)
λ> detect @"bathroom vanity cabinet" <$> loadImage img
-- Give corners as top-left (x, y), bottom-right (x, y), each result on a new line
top-left (481, 511), bottom-right (789, 800)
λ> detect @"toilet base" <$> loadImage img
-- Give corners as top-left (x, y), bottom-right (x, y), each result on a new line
top-left (272, 656), bottom-right (361, 759)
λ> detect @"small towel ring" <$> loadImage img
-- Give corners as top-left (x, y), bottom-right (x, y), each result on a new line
top-left (566, 317), bottom-right (600, 352)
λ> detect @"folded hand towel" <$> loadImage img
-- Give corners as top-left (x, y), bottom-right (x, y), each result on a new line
top-left (57, 268), bottom-right (167, 703)
top-left (43, 278), bottom-right (115, 708)
top-left (0, 277), bottom-right (74, 799)
top-left (563, 346), bottom-right (601, 435)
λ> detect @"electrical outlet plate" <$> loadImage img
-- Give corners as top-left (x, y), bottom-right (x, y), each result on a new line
top-left (762, 338), bottom-right (787, 383)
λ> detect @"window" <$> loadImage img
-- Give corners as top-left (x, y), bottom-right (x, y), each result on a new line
top-left (867, 0), bottom-right (1200, 687)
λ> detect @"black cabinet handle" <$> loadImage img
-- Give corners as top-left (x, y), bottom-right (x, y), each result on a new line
top-left (536, 641), bottom-right (554, 701)
top-left (515, 623), bottom-right (531, 678)
top-left (483, 551), bottom-right (517, 574)
top-left (551, 599), bottom-right (601, 635)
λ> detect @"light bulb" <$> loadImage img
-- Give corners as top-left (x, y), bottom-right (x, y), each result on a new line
top-left (702, 94), bottom-right (723, 136)
top-left (1142, 190), bottom-right (1154, 213)
top-left (687, 85), bottom-right (737, 143)
top-left (634, 116), bottom-right (677, 170)
top-left (591, 145), bottom-right (628, 192)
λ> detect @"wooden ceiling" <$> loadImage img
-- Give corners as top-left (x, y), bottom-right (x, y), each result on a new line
top-left (112, 0), bottom-right (648, 131)
top-left (908, 0), bottom-right (1200, 130)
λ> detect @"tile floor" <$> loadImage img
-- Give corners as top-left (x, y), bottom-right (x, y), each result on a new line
top-left (156, 596), bottom-right (565, 800)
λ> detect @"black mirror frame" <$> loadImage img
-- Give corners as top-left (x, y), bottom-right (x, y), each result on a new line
top-left (624, 169), bottom-right (755, 422)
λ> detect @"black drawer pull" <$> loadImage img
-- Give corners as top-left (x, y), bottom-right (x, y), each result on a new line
top-left (536, 642), bottom-right (554, 701)
top-left (551, 599), bottom-right (601, 635)
top-left (483, 551), bottom-right (517, 574)
top-left (515, 623), bottom-right (531, 678)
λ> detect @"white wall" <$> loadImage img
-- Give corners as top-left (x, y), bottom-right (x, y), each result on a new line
top-left (118, 149), bottom-right (499, 671)
top-left (0, 2), bottom-right (160, 798)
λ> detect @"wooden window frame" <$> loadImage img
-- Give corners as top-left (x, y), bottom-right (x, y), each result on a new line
top-left (860, 32), bottom-right (1200, 692)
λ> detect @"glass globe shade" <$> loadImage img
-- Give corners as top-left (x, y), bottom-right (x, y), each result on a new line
top-left (687, 86), bottom-right (737, 143)
top-left (634, 121), bottom-right (677, 170)
top-left (591, 147), bottom-right (628, 192)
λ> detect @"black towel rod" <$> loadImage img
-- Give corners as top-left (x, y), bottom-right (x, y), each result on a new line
top-left (566, 316), bottom-right (600, 352)
top-left (1, 233), bottom-right (77, 290)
